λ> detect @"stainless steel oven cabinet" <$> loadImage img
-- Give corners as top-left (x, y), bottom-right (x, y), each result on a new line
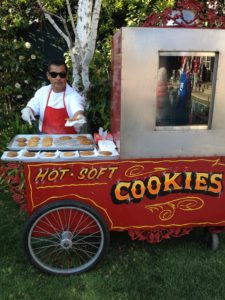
top-left (111, 27), bottom-right (225, 159)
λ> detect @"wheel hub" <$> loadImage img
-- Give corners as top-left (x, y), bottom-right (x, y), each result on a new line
top-left (60, 231), bottom-right (73, 249)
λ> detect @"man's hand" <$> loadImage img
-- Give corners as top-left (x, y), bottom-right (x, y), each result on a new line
top-left (21, 107), bottom-right (35, 125)
top-left (74, 115), bottom-right (86, 133)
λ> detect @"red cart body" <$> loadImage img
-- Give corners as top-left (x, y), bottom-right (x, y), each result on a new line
top-left (24, 157), bottom-right (225, 230)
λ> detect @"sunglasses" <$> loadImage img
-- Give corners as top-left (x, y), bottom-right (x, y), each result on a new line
top-left (49, 72), bottom-right (67, 78)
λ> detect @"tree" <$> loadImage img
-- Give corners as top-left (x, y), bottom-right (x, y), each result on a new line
top-left (37, 0), bottom-right (103, 97)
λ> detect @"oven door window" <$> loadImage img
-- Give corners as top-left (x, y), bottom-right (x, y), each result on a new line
top-left (156, 52), bottom-right (218, 130)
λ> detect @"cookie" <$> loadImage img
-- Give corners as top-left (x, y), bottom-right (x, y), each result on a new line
top-left (28, 141), bottom-right (38, 147)
top-left (16, 137), bottom-right (27, 142)
top-left (29, 136), bottom-right (40, 142)
top-left (98, 151), bottom-right (112, 156)
top-left (59, 136), bottom-right (72, 141)
top-left (76, 135), bottom-right (87, 141)
top-left (23, 152), bottom-right (36, 157)
top-left (42, 137), bottom-right (53, 147)
top-left (80, 151), bottom-right (94, 156)
top-left (79, 139), bottom-right (93, 145)
top-left (17, 141), bottom-right (27, 147)
top-left (7, 151), bottom-right (18, 157)
top-left (63, 152), bottom-right (75, 157)
top-left (44, 152), bottom-right (55, 157)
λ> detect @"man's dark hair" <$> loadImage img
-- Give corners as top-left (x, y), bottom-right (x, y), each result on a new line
top-left (47, 59), bottom-right (68, 73)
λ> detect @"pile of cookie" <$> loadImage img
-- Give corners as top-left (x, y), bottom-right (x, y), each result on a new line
top-left (76, 135), bottom-right (93, 146)
top-left (28, 136), bottom-right (40, 147)
top-left (15, 136), bottom-right (40, 148)
top-left (42, 136), bottom-right (53, 147)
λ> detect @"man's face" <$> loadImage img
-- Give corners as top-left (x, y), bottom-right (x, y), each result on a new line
top-left (47, 64), bottom-right (68, 92)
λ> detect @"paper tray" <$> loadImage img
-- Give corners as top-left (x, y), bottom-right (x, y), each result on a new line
top-left (39, 151), bottom-right (60, 160)
top-left (97, 149), bottom-right (119, 157)
top-left (1, 150), bottom-right (23, 161)
top-left (59, 151), bottom-right (79, 160)
top-left (7, 134), bottom-right (95, 151)
top-left (1, 150), bottom-right (40, 161)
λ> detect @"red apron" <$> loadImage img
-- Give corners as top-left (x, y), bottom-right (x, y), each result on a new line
top-left (42, 88), bottom-right (76, 134)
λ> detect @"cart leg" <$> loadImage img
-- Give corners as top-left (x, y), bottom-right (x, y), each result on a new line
top-left (204, 229), bottom-right (219, 251)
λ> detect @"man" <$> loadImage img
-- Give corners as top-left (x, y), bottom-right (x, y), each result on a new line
top-left (21, 59), bottom-right (86, 133)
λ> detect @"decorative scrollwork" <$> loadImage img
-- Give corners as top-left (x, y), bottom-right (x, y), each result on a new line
top-left (145, 196), bottom-right (204, 221)
top-left (142, 0), bottom-right (225, 28)
top-left (128, 227), bottom-right (193, 243)
top-left (0, 162), bottom-right (27, 211)
top-left (125, 165), bottom-right (168, 178)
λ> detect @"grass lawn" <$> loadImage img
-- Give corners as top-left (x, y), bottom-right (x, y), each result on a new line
top-left (1, 191), bottom-right (225, 300)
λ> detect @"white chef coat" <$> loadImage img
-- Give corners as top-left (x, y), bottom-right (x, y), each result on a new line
top-left (27, 84), bottom-right (84, 132)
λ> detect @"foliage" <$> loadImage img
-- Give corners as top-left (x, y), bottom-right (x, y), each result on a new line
top-left (0, 112), bottom-right (37, 155)
top-left (86, 39), bottom-right (112, 132)
top-left (0, 34), bottom-right (44, 113)
top-left (0, 1), bottom-right (44, 159)
top-left (0, 0), bottom-right (45, 115)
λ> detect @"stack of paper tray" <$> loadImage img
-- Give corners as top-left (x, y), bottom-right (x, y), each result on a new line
top-left (1, 148), bottom-right (119, 162)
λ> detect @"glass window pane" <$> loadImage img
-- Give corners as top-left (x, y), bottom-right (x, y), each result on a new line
top-left (156, 52), bottom-right (217, 128)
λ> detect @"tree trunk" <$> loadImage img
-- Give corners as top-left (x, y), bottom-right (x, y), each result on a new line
top-left (38, 0), bottom-right (102, 96)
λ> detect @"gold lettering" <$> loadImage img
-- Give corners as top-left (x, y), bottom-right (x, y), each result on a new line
top-left (96, 168), bottom-right (107, 179)
top-left (184, 172), bottom-right (192, 190)
top-left (48, 170), bottom-right (59, 181)
top-left (195, 172), bottom-right (209, 191)
top-left (108, 167), bottom-right (118, 179)
top-left (208, 173), bottom-right (223, 194)
top-left (59, 168), bottom-right (70, 180)
top-left (87, 169), bottom-right (98, 179)
top-left (77, 168), bottom-right (88, 180)
top-left (114, 182), bottom-right (131, 201)
top-left (164, 173), bottom-right (182, 192)
top-left (147, 176), bottom-right (161, 195)
top-left (131, 180), bottom-right (145, 199)
top-left (35, 169), bottom-right (49, 182)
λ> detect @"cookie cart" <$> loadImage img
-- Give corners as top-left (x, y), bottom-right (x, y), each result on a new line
top-left (2, 1), bottom-right (225, 275)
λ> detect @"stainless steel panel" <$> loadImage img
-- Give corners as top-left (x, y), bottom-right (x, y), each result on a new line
top-left (119, 27), bottom-right (225, 158)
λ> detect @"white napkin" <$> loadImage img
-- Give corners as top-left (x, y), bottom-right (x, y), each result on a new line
top-left (65, 115), bottom-right (86, 127)
top-left (98, 140), bottom-right (116, 151)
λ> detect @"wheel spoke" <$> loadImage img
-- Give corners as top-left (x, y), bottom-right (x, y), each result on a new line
top-left (34, 216), bottom-right (61, 239)
top-left (25, 202), bottom-right (108, 275)
top-left (31, 235), bottom-right (59, 245)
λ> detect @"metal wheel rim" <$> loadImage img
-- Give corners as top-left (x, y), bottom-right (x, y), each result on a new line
top-left (27, 206), bottom-right (105, 275)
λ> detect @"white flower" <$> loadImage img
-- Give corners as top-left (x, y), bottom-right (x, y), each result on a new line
top-left (25, 42), bottom-right (31, 49)
top-left (31, 54), bottom-right (36, 60)
top-left (19, 55), bottom-right (25, 60)
top-left (15, 83), bottom-right (21, 89)
top-left (24, 80), bottom-right (28, 84)
top-left (17, 95), bottom-right (23, 99)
